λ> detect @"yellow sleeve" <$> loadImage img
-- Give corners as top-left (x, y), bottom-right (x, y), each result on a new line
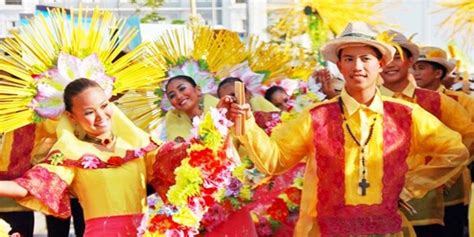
top-left (237, 109), bottom-right (313, 175)
top-left (402, 105), bottom-right (469, 201)
top-left (455, 92), bottom-right (474, 122)
top-left (15, 164), bottom-right (75, 218)
top-left (440, 94), bottom-right (474, 155)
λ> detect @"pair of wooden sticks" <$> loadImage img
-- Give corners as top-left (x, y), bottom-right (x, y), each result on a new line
top-left (234, 81), bottom-right (245, 136)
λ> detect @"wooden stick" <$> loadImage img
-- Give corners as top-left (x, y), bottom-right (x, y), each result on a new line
top-left (234, 81), bottom-right (245, 136)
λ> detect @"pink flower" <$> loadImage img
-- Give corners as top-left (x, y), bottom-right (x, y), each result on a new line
top-left (134, 148), bottom-right (146, 158)
top-left (256, 217), bottom-right (273, 237)
top-left (81, 155), bottom-right (101, 169)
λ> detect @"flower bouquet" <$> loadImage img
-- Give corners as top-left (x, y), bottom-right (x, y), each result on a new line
top-left (141, 107), bottom-right (254, 236)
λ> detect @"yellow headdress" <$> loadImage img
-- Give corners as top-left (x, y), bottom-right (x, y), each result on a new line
top-left (0, 7), bottom-right (165, 133)
top-left (117, 26), bottom-right (246, 131)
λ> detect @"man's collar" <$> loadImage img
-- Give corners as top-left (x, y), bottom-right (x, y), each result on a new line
top-left (436, 85), bottom-right (446, 93)
top-left (379, 81), bottom-right (416, 98)
top-left (340, 88), bottom-right (384, 117)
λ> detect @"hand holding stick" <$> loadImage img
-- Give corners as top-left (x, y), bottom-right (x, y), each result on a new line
top-left (234, 81), bottom-right (245, 136)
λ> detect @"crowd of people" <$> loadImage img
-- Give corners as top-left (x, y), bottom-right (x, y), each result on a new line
top-left (0, 7), bottom-right (473, 237)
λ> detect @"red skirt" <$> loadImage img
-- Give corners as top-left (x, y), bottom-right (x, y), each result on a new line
top-left (205, 207), bottom-right (257, 237)
top-left (84, 214), bottom-right (143, 237)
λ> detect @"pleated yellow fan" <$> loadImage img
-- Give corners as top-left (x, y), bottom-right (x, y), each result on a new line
top-left (244, 36), bottom-right (292, 84)
top-left (0, 7), bottom-right (165, 133)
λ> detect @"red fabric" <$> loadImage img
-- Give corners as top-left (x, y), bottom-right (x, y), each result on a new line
top-left (247, 163), bottom-right (305, 210)
top-left (0, 124), bottom-right (36, 179)
top-left (84, 214), bottom-right (143, 237)
top-left (14, 166), bottom-right (70, 218)
top-left (311, 101), bottom-right (412, 236)
top-left (149, 141), bottom-right (188, 202)
top-left (205, 207), bottom-right (257, 237)
top-left (415, 88), bottom-right (442, 119)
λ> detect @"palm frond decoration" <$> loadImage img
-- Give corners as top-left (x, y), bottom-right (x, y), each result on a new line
top-left (0, 7), bottom-right (165, 133)
top-left (436, 0), bottom-right (474, 52)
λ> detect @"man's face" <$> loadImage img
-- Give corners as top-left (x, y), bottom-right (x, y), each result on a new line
top-left (336, 46), bottom-right (384, 93)
top-left (381, 51), bottom-right (414, 84)
top-left (412, 61), bottom-right (441, 89)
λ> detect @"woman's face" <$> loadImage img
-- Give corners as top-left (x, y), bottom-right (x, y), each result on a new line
top-left (166, 78), bottom-right (201, 113)
top-left (67, 86), bottom-right (113, 137)
top-left (270, 90), bottom-right (291, 112)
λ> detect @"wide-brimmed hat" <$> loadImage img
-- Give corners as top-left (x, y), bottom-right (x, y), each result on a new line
top-left (416, 46), bottom-right (455, 75)
top-left (384, 30), bottom-right (420, 60)
top-left (321, 21), bottom-right (395, 64)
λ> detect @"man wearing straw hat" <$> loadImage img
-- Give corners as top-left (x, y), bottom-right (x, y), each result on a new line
top-left (379, 31), bottom-right (473, 237)
top-left (221, 21), bottom-right (469, 236)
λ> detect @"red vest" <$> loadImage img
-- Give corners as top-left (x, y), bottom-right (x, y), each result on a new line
top-left (311, 100), bottom-right (412, 236)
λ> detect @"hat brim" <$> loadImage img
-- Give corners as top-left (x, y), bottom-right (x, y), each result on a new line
top-left (321, 37), bottom-right (396, 64)
top-left (416, 58), bottom-right (455, 77)
top-left (399, 42), bottom-right (420, 60)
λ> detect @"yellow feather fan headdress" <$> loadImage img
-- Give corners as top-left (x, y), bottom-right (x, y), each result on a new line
top-left (0, 7), bottom-right (165, 133)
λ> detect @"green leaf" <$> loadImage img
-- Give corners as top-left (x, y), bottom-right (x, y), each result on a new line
top-left (198, 59), bottom-right (209, 71)
top-left (255, 70), bottom-right (271, 82)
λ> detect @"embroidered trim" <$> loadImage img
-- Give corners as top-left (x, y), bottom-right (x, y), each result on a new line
top-left (414, 88), bottom-right (441, 119)
top-left (14, 166), bottom-right (71, 218)
top-left (43, 139), bottom-right (159, 169)
top-left (311, 101), bottom-right (412, 236)
top-left (0, 124), bottom-right (36, 179)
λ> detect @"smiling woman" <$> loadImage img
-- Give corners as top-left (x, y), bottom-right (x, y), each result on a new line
top-left (163, 75), bottom-right (219, 142)
top-left (0, 78), bottom-right (185, 236)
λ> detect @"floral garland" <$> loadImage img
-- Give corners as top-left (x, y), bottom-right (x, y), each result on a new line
top-left (140, 107), bottom-right (254, 236)
top-left (30, 53), bottom-right (115, 122)
top-left (251, 175), bottom-right (304, 237)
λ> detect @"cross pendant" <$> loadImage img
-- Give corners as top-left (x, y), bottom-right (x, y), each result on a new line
top-left (358, 178), bottom-right (370, 196)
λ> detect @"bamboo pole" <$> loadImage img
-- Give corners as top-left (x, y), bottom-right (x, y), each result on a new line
top-left (234, 81), bottom-right (245, 136)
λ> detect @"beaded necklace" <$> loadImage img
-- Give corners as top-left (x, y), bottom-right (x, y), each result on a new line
top-left (338, 97), bottom-right (377, 196)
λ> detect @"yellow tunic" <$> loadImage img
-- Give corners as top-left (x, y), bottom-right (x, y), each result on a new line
top-left (437, 85), bottom-right (474, 122)
top-left (15, 105), bottom-right (161, 220)
top-left (381, 83), bottom-right (472, 210)
top-left (237, 89), bottom-right (468, 237)
top-left (0, 120), bottom-right (57, 212)
top-left (165, 94), bottom-right (219, 141)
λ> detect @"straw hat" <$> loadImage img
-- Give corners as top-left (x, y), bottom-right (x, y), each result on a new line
top-left (384, 30), bottom-right (419, 60)
top-left (321, 21), bottom-right (395, 64)
top-left (416, 46), bottom-right (455, 75)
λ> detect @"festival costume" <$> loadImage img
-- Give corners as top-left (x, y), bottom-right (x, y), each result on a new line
top-left (235, 22), bottom-right (468, 236)
top-left (237, 86), bottom-right (468, 237)
top-left (380, 83), bottom-right (473, 227)
top-left (0, 8), bottom-right (165, 236)
top-left (0, 120), bottom-right (56, 237)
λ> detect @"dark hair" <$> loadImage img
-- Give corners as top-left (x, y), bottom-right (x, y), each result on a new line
top-left (337, 45), bottom-right (383, 60)
top-left (217, 77), bottom-right (243, 98)
top-left (425, 61), bottom-right (447, 80)
top-left (401, 48), bottom-right (413, 59)
top-left (165, 75), bottom-right (197, 92)
top-left (64, 78), bottom-right (101, 112)
top-left (264, 86), bottom-right (286, 102)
